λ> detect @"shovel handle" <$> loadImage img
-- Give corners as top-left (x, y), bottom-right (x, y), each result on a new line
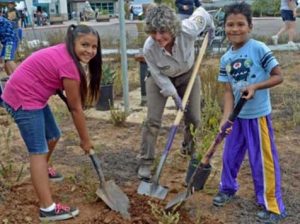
top-left (173, 33), bottom-right (209, 126)
top-left (228, 96), bottom-right (247, 122)
top-left (89, 150), bottom-right (106, 185)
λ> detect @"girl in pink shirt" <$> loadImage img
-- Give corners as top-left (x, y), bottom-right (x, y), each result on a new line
top-left (2, 24), bottom-right (102, 221)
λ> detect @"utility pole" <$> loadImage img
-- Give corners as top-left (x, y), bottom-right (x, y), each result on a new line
top-left (118, 0), bottom-right (129, 113)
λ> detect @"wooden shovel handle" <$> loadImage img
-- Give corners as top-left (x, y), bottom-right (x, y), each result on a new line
top-left (174, 33), bottom-right (209, 125)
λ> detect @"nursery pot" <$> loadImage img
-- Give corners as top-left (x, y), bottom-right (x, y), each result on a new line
top-left (135, 53), bottom-right (148, 106)
top-left (96, 84), bottom-right (114, 111)
top-left (0, 77), bottom-right (8, 107)
top-left (185, 158), bottom-right (212, 191)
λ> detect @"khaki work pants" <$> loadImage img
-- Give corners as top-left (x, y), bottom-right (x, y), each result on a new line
top-left (139, 68), bottom-right (201, 165)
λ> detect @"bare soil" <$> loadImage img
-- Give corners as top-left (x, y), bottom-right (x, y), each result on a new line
top-left (0, 51), bottom-right (299, 224)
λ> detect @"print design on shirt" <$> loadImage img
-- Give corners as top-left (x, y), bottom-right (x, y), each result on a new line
top-left (226, 58), bottom-right (253, 82)
top-left (226, 58), bottom-right (253, 92)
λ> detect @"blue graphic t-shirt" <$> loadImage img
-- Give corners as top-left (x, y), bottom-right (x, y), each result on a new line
top-left (0, 16), bottom-right (17, 45)
top-left (218, 39), bottom-right (278, 119)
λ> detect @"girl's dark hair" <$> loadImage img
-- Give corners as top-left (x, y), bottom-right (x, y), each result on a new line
top-left (65, 24), bottom-right (102, 106)
top-left (224, 2), bottom-right (252, 26)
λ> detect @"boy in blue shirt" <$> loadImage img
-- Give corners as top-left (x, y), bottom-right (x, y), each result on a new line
top-left (213, 2), bottom-right (287, 223)
top-left (0, 16), bottom-right (18, 76)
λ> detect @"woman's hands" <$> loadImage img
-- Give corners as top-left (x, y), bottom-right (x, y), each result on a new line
top-left (172, 94), bottom-right (184, 111)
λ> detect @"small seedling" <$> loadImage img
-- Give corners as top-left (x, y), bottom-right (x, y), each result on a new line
top-left (148, 201), bottom-right (180, 224)
top-left (110, 105), bottom-right (127, 126)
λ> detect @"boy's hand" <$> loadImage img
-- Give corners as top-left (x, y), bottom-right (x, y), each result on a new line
top-left (219, 119), bottom-right (232, 135)
top-left (241, 85), bottom-right (255, 100)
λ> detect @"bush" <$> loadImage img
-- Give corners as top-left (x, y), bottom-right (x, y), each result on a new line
top-left (252, 0), bottom-right (280, 17)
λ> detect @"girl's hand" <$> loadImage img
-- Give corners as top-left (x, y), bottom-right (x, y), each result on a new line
top-left (80, 141), bottom-right (93, 154)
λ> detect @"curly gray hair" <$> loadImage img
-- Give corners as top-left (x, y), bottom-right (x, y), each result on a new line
top-left (144, 5), bottom-right (182, 37)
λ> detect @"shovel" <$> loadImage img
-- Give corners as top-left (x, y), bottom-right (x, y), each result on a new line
top-left (165, 95), bottom-right (247, 211)
top-left (137, 34), bottom-right (209, 200)
top-left (57, 92), bottom-right (131, 218)
top-left (89, 150), bottom-right (131, 219)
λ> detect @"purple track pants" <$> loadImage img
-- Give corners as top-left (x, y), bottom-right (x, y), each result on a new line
top-left (219, 115), bottom-right (285, 214)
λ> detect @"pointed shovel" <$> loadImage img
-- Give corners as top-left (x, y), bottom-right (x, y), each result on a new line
top-left (137, 34), bottom-right (209, 200)
top-left (165, 96), bottom-right (247, 211)
top-left (55, 92), bottom-right (130, 218)
top-left (89, 150), bottom-right (131, 219)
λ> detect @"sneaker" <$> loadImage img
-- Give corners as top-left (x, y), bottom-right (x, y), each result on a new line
top-left (137, 164), bottom-right (152, 180)
top-left (48, 167), bottom-right (64, 182)
top-left (39, 203), bottom-right (79, 221)
top-left (213, 192), bottom-right (234, 207)
top-left (257, 209), bottom-right (287, 223)
top-left (271, 35), bottom-right (278, 45)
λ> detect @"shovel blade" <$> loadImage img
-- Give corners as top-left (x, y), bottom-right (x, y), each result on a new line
top-left (137, 181), bottom-right (169, 200)
top-left (165, 190), bottom-right (190, 211)
top-left (96, 180), bottom-right (130, 219)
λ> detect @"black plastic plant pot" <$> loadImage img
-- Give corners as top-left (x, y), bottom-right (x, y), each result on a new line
top-left (96, 84), bottom-right (114, 111)
top-left (185, 159), bottom-right (212, 191)
top-left (0, 77), bottom-right (8, 107)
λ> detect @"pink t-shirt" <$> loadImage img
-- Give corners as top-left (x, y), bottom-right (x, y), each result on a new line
top-left (2, 43), bottom-right (80, 110)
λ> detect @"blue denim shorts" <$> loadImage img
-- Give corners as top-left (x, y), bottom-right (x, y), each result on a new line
top-left (281, 9), bottom-right (296, 21)
top-left (4, 103), bottom-right (61, 154)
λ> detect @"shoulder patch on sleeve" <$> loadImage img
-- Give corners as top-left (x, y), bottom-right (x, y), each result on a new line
top-left (192, 15), bottom-right (205, 29)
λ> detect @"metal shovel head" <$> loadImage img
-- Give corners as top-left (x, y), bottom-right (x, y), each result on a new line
top-left (165, 190), bottom-right (190, 212)
top-left (96, 180), bottom-right (131, 219)
top-left (137, 180), bottom-right (169, 200)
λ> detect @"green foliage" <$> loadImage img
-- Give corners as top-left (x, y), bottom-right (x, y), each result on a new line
top-left (157, 0), bottom-right (176, 9)
top-left (16, 41), bottom-right (45, 62)
top-left (101, 64), bottom-right (116, 85)
top-left (200, 62), bottom-right (224, 106)
top-left (189, 97), bottom-right (221, 162)
top-left (190, 61), bottom-right (223, 161)
top-left (99, 8), bottom-right (109, 15)
top-left (135, 22), bottom-right (148, 48)
top-left (110, 105), bottom-right (127, 126)
top-left (272, 88), bottom-right (300, 129)
top-left (0, 127), bottom-right (25, 188)
top-left (148, 201), bottom-right (180, 224)
top-left (252, 0), bottom-right (280, 17)
top-left (46, 30), bottom-right (66, 45)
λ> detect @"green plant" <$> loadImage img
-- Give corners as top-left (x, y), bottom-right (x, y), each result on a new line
top-left (46, 30), bottom-right (66, 45)
top-left (252, 0), bottom-right (280, 17)
top-left (135, 22), bottom-right (148, 48)
top-left (110, 105), bottom-right (127, 126)
top-left (99, 8), bottom-right (109, 15)
top-left (101, 64), bottom-right (116, 85)
top-left (148, 201), bottom-right (180, 224)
